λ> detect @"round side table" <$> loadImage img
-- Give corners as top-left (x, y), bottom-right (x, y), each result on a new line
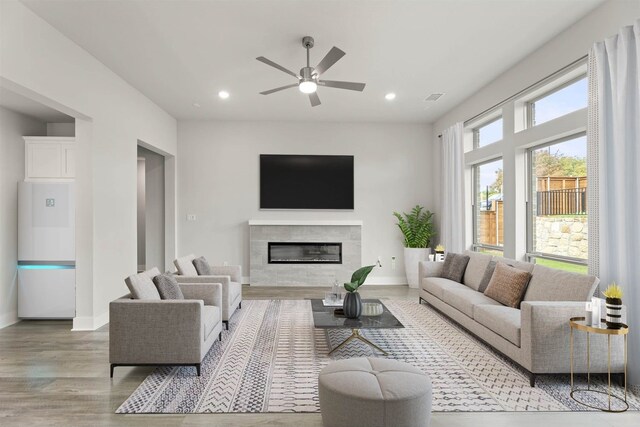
top-left (569, 317), bottom-right (629, 412)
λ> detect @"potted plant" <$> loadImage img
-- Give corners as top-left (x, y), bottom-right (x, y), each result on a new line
top-left (393, 205), bottom-right (435, 288)
top-left (343, 264), bottom-right (377, 319)
top-left (602, 283), bottom-right (623, 329)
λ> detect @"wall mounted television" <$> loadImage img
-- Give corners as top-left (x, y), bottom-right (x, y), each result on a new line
top-left (260, 154), bottom-right (354, 210)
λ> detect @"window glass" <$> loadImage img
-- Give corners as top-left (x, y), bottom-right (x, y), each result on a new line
top-left (475, 158), bottom-right (504, 249)
top-left (529, 134), bottom-right (587, 270)
top-left (530, 77), bottom-right (587, 126)
top-left (474, 117), bottom-right (503, 148)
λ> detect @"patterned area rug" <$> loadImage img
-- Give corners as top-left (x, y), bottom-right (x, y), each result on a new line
top-left (117, 299), bottom-right (639, 413)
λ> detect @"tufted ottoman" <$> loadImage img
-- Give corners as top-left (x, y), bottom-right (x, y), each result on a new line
top-left (318, 357), bottom-right (432, 427)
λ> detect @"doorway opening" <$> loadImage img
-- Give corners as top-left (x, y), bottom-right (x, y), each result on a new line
top-left (137, 146), bottom-right (165, 272)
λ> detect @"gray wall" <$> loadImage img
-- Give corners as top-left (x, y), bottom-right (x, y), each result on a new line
top-left (177, 120), bottom-right (435, 283)
top-left (138, 146), bottom-right (166, 271)
top-left (0, 107), bottom-right (46, 328)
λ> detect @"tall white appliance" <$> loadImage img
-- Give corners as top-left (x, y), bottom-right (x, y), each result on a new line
top-left (18, 182), bottom-right (75, 318)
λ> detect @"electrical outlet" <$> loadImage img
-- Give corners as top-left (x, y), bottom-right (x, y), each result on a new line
top-left (187, 214), bottom-right (197, 221)
top-left (223, 261), bottom-right (229, 266)
top-left (391, 256), bottom-right (396, 270)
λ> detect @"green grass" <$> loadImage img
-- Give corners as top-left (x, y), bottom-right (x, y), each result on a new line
top-left (534, 257), bottom-right (588, 274)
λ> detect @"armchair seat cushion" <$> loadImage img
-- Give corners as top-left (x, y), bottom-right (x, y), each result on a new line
top-left (202, 306), bottom-right (221, 340)
top-left (441, 287), bottom-right (502, 318)
top-left (474, 305), bottom-right (521, 346)
top-left (422, 277), bottom-right (468, 300)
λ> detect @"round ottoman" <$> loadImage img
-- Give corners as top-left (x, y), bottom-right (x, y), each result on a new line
top-left (318, 357), bottom-right (432, 427)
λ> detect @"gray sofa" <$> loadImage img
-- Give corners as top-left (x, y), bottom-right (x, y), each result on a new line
top-left (174, 254), bottom-right (242, 329)
top-left (109, 267), bottom-right (223, 377)
top-left (418, 251), bottom-right (624, 386)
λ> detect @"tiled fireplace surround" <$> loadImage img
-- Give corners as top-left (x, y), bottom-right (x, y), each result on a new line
top-left (248, 220), bottom-right (362, 286)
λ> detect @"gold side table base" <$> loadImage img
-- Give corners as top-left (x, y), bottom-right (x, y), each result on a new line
top-left (570, 389), bottom-right (629, 413)
top-left (328, 328), bottom-right (388, 356)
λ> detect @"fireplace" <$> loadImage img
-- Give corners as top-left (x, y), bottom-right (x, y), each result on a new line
top-left (268, 242), bottom-right (342, 264)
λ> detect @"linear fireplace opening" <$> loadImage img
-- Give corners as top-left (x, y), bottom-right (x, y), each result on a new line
top-left (268, 242), bottom-right (342, 264)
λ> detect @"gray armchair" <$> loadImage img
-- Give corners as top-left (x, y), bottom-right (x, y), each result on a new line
top-left (109, 268), bottom-right (223, 377)
top-left (174, 254), bottom-right (242, 329)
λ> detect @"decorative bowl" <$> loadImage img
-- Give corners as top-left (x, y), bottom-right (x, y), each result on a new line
top-left (361, 302), bottom-right (383, 317)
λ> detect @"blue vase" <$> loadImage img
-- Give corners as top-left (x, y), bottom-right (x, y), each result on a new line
top-left (343, 292), bottom-right (362, 319)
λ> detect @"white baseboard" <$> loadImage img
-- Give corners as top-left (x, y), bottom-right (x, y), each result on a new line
top-left (242, 276), bottom-right (250, 284)
top-left (0, 311), bottom-right (19, 330)
top-left (72, 310), bottom-right (109, 331)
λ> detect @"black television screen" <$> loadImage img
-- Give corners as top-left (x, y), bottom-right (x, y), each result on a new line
top-left (260, 154), bottom-right (354, 209)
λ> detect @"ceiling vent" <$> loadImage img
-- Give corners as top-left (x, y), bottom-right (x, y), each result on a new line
top-left (424, 93), bottom-right (444, 102)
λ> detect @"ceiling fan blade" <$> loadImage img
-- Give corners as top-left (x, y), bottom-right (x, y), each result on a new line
top-left (259, 83), bottom-right (298, 95)
top-left (309, 92), bottom-right (321, 107)
top-left (256, 56), bottom-right (299, 78)
top-left (318, 80), bottom-right (366, 92)
top-left (314, 46), bottom-right (345, 75)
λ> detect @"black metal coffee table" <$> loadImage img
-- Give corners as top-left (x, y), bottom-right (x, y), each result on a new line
top-left (310, 299), bottom-right (404, 355)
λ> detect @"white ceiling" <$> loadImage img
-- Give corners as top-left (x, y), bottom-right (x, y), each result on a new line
top-left (22, 0), bottom-right (604, 123)
top-left (0, 87), bottom-right (74, 122)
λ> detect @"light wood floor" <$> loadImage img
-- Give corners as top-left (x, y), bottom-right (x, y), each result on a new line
top-left (0, 285), bottom-right (637, 426)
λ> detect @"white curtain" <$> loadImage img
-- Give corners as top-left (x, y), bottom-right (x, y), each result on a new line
top-left (591, 19), bottom-right (640, 385)
top-left (441, 122), bottom-right (465, 253)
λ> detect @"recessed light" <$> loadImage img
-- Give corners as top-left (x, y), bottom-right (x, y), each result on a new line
top-left (192, 102), bottom-right (201, 108)
top-left (218, 90), bottom-right (230, 99)
top-left (385, 93), bottom-right (396, 101)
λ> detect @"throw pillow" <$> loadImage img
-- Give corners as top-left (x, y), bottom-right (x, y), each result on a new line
top-left (441, 253), bottom-right (471, 283)
top-left (483, 262), bottom-right (532, 308)
top-left (152, 273), bottom-right (185, 300)
top-left (477, 260), bottom-right (497, 293)
top-left (192, 256), bottom-right (212, 275)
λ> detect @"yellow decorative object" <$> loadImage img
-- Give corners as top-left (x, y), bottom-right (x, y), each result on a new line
top-left (602, 283), bottom-right (623, 299)
top-left (435, 244), bottom-right (445, 252)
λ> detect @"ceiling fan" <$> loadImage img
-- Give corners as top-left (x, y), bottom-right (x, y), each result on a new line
top-left (257, 36), bottom-right (366, 107)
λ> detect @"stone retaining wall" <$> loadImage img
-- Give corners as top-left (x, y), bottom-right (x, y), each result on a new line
top-left (535, 216), bottom-right (587, 259)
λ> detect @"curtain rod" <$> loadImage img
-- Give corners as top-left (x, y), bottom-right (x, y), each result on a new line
top-left (437, 54), bottom-right (588, 138)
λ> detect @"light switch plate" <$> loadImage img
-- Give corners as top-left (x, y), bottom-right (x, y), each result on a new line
top-left (187, 214), bottom-right (197, 221)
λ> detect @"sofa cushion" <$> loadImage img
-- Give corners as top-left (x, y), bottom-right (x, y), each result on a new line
top-left (202, 306), bottom-right (221, 340)
top-left (229, 281), bottom-right (242, 303)
top-left (174, 254), bottom-right (198, 276)
top-left (441, 253), bottom-right (470, 283)
top-left (523, 264), bottom-right (598, 302)
top-left (193, 256), bottom-right (212, 275)
top-left (477, 260), bottom-right (497, 293)
top-left (124, 270), bottom-right (161, 300)
top-left (493, 257), bottom-right (534, 273)
top-left (422, 277), bottom-right (469, 300)
top-left (463, 250), bottom-right (493, 291)
top-left (474, 305), bottom-right (522, 346)
top-left (152, 273), bottom-right (184, 300)
top-left (484, 263), bottom-right (531, 308)
top-left (442, 287), bottom-right (502, 318)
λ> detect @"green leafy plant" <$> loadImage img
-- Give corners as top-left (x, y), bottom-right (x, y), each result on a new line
top-left (393, 205), bottom-right (435, 248)
top-left (344, 265), bottom-right (376, 293)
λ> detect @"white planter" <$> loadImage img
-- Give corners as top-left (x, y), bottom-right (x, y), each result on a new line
top-left (404, 248), bottom-right (431, 288)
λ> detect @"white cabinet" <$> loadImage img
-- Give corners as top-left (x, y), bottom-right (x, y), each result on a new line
top-left (24, 137), bottom-right (75, 181)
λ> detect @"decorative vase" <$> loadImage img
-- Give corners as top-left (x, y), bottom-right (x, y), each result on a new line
top-left (343, 292), bottom-right (362, 319)
top-left (404, 248), bottom-right (431, 288)
top-left (605, 297), bottom-right (623, 329)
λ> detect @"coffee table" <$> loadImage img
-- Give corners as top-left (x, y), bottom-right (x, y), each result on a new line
top-left (310, 299), bottom-right (404, 355)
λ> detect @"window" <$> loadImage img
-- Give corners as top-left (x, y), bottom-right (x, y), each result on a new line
top-left (473, 117), bottom-right (503, 148)
top-left (528, 76), bottom-right (587, 126)
top-left (527, 134), bottom-right (587, 272)
top-left (473, 158), bottom-right (504, 254)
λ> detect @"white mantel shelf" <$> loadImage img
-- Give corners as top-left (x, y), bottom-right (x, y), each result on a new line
top-left (248, 220), bottom-right (362, 226)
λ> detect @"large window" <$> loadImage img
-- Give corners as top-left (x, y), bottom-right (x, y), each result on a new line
top-left (528, 76), bottom-right (587, 126)
top-left (473, 117), bottom-right (503, 148)
top-left (528, 134), bottom-right (587, 273)
top-left (473, 158), bottom-right (504, 255)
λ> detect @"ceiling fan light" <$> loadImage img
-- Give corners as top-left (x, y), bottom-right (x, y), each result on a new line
top-left (299, 80), bottom-right (317, 94)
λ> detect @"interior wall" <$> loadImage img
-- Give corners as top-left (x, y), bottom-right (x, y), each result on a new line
top-left (1, 0), bottom-right (177, 329)
top-left (138, 146), bottom-right (165, 272)
top-left (46, 122), bottom-right (75, 137)
top-left (0, 107), bottom-right (46, 328)
top-left (177, 120), bottom-right (434, 284)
